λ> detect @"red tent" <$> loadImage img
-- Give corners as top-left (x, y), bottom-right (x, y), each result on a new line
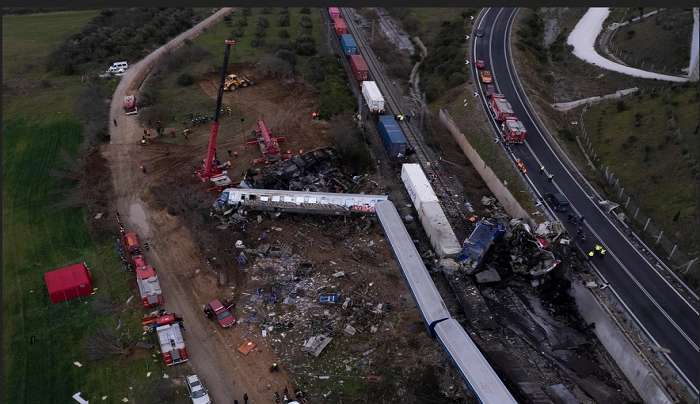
top-left (44, 262), bottom-right (93, 304)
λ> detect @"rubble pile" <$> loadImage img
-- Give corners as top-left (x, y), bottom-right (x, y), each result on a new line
top-left (245, 147), bottom-right (370, 193)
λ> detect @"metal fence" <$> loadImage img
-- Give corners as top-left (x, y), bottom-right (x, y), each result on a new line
top-left (577, 106), bottom-right (699, 282)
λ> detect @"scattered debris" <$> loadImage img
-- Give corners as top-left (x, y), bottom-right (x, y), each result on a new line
top-left (73, 361), bottom-right (83, 368)
top-left (72, 392), bottom-right (88, 404)
top-left (343, 324), bottom-right (357, 336)
top-left (302, 335), bottom-right (333, 357)
top-left (475, 267), bottom-right (502, 284)
top-left (238, 340), bottom-right (257, 355)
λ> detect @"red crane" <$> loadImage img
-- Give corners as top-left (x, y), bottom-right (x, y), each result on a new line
top-left (197, 39), bottom-right (237, 182)
top-left (247, 119), bottom-right (288, 164)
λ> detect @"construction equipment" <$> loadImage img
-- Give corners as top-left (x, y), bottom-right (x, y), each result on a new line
top-left (247, 119), bottom-right (288, 165)
top-left (123, 95), bottom-right (138, 115)
top-left (196, 39), bottom-right (237, 185)
top-left (223, 74), bottom-right (254, 91)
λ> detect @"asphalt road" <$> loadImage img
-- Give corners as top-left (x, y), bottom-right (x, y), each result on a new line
top-left (473, 7), bottom-right (699, 393)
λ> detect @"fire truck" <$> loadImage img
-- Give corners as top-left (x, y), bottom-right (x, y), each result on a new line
top-left (502, 118), bottom-right (527, 144)
top-left (488, 94), bottom-right (515, 122)
top-left (143, 313), bottom-right (189, 366)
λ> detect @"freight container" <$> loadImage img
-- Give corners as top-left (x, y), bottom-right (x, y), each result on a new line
top-left (489, 94), bottom-right (515, 122)
top-left (418, 201), bottom-right (462, 258)
top-left (458, 219), bottom-right (506, 272)
top-left (340, 34), bottom-right (358, 55)
top-left (401, 163), bottom-right (438, 211)
top-left (328, 7), bottom-right (341, 18)
top-left (332, 16), bottom-right (348, 36)
top-left (361, 81), bottom-right (384, 113)
top-left (349, 54), bottom-right (369, 81)
top-left (377, 115), bottom-right (407, 158)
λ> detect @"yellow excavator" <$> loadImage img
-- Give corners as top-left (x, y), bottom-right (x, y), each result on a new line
top-left (223, 74), bottom-right (254, 91)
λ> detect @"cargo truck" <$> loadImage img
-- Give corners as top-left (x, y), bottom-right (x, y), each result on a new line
top-left (361, 81), bottom-right (385, 113)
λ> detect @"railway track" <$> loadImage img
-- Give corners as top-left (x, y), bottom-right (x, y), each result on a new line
top-left (341, 8), bottom-right (467, 222)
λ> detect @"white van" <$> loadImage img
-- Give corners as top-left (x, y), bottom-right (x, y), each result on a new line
top-left (107, 61), bottom-right (129, 75)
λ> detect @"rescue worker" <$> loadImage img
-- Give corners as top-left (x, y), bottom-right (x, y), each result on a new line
top-left (539, 165), bottom-right (545, 174)
top-left (600, 248), bottom-right (607, 257)
top-left (270, 362), bottom-right (279, 372)
top-left (140, 164), bottom-right (146, 174)
top-left (547, 173), bottom-right (554, 182)
top-left (595, 244), bottom-right (603, 253)
top-left (243, 393), bottom-right (249, 404)
top-left (588, 250), bottom-right (595, 259)
top-left (113, 118), bottom-right (117, 127)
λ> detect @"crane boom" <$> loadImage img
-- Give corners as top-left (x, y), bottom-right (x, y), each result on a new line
top-left (198, 39), bottom-right (237, 182)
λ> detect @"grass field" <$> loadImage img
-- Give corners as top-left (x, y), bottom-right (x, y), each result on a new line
top-left (610, 8), bottom-right (694, 75)
top-left (583, 86), bottom-right (699, 254)
top-left (3, 11), bottom-right (184, 403)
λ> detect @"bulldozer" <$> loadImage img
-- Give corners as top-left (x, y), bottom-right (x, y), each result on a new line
top-left (223, 74), bottom-right (254, 91)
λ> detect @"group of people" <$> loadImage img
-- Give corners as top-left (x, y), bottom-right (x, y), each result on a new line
top-left (588, 244), bottom-right (607, 259)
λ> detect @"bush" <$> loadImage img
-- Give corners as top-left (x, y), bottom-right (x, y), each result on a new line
top-left (616, 100), bottom-right (627, 112)
top-left (300, 15), bottom-right (313, 29)
top-left (278, 29), bottom-right (290, 39)
top-left (278, 13), bottom-right (290, 27)
top-left (300, 7), bottom-right (311, 14)
top-left (295, 35), bottom-right (317, 56)
top-left (257, 16), bottom-right (269, 28)
top-left (231, 27), bottom-right (244, 38)
top-left (176, 73), bottom-right (194, 86)
top-left (251, 38), bottom-right (265, 48)
top-left (280, 7), bottom-right (289, 14)
top-left (261, 7), bottom-right (273, 14)
top-left (275, 49), bottom-right (296, 67)
top-left (242, 8), bottom-right (251, 16)
top-left (255, 24), bottom-right (267, 38)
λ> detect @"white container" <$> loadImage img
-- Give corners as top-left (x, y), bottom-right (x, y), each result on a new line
top-left (361, 81), bottom-right (385, 113)
top-left (418, 201), bottom-right (461, 258)
top-left (401, 164), bottom-right (438, 211)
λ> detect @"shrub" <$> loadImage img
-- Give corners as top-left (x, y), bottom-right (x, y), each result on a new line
top-left (255, 24), bottom-right (267, 38)
top-left (300, 7), bottom-right (311, 14)
top-left (176, 73), bottom-right (194, 86)
top-left (257, 16), bottom-right (269, 28)
top-left (616, 100), bottom-right (627, 112)
top-left (278, 13), bottom-right (290, 27)
top-left (238, 16), bottom-right (248, 27)
top-left (295, 35), bottom-right (317, 56)
top-left (275, 49), bottom-right (296, 67)
top-left (242, 8), bottom-right (251, 16)
top-left (278, 29), bottom-right (290, 39)
top-left (251, 38), bottom-right (265, 48)
top-left (300, 15), bottom-right (313, 29)
top-left (261, 7), bottom-right (273, 14)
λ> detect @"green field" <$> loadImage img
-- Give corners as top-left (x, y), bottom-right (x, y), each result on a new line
top-left (583, 86), bottom-right (700, 255)
top-left (610, 8), bottom-right (693, 75)
top-left (3, 11), bottom-right (182, 403)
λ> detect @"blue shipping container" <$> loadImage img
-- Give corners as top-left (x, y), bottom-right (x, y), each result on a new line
top-left (377, 115), bottom-right (407, 158)
top-left (340, 34), bottom-right (358, 55)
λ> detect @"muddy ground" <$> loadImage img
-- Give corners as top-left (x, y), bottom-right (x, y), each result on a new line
top-left (123, 70), bottom-right (475, 403)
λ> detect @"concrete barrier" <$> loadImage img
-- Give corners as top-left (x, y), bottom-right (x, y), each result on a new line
top-left (438, 109), bottom-right (530, 221)
top-left (571, 281), bottom-right (675, 404)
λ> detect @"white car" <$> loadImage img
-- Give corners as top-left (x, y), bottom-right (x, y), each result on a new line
top-left (185, 374), bottom-right (212, 404)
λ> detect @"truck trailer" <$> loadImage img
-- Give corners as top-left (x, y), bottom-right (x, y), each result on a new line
top-left (332, 16), bottom-right (348, 36)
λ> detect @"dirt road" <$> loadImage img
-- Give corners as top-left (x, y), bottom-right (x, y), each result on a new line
top-left (104, 8), bottom-right (293, 403)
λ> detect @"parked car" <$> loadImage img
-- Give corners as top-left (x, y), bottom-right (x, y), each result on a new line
top-left (479, 70), bottom-right (493, 84)
top-left (545, 192), bottom-right (570, 212)
top-left (204, 299), bottom-right (236, 328)
top-left (185, 375), bottom-right (211, 404)
top-left (319, 293), bottom-right (341, 304)
top-left (475, 59), bottom-right (487, 69)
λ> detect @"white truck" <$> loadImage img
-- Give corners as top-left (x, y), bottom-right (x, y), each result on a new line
top-left (361, 81), bottom-right (385, 113)
top-left (100, 61), bottom-right (129, 78)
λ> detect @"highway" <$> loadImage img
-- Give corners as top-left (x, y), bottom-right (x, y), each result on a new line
top-left (473, 7), bottom-right (699, 393)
